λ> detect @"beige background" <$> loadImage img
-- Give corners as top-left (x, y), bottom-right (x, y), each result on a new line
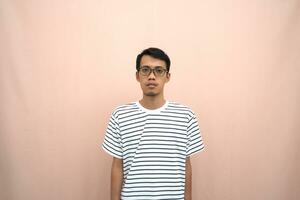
top-left (1, 0), bottom-right (299, 200)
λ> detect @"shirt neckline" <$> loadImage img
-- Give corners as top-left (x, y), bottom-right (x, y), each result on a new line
top-left (136, 100), bottom-right (169, 114)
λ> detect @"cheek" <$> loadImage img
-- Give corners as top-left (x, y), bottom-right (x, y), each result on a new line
top-left (140, 80), bottom-right (146, 86)
top-left (140, 82), bottom-right (146, 89)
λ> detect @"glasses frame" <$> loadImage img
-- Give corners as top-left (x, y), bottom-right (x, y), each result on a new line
top-left (138, 66), bottom-right (168, 77)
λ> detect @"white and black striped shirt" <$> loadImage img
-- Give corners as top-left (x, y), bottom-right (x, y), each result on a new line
top-left (102, 100), bottom-right (204, 200)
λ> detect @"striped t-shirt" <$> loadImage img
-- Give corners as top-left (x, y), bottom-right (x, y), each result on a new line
top-left (102, 100), bottom-right (205, 200)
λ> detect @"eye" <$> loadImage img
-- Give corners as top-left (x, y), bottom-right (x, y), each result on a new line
top-left (141, 67), bottom-right (150, 73)
top-left (155, 68), bottom-right (164, 74)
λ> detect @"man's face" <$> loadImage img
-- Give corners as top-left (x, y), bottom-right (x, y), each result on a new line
top-left (136, 55), bottom-right (170, 97)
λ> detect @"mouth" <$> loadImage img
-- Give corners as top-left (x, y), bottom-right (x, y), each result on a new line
top-left (146, 83), bottom-right (158, 88)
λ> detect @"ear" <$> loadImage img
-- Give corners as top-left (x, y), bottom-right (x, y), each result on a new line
top-left (136, 71), bottom-right (140, 82)
top-left (165, 72), bottom-right (171, 83)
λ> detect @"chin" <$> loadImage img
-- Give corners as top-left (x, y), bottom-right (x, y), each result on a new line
top-left (145, 92), bottom-right (157, 96)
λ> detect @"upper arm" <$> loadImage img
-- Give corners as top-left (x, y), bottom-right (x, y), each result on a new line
top-left (186, 156), bottom-right (192, 174)
top-left (102, 112), bottom-right (123, 159)
top-left (112, 157), bottom-right (123, 169)
top-left (186, 112), bottom-right (205, 157)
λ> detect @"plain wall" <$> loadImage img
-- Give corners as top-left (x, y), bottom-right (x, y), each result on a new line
top-left (0, 0), bottom-right (299, 200)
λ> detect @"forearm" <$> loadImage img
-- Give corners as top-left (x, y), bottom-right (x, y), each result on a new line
top-left (185, 157), bottom-right (192, 200)
top-left (111, 158), bottom-right (123, 200)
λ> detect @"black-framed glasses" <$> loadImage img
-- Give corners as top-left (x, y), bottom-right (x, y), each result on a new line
top-left (138, 66), bottom-right (168, 77)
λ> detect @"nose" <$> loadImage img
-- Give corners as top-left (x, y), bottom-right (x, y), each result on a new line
top-left (148, 70), bottom-right (156, 79)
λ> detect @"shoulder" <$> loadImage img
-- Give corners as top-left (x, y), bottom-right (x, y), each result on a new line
top-left (111, 101), bottom-right (139, 118)
top-left (167, 100), bottom-right (197, 119)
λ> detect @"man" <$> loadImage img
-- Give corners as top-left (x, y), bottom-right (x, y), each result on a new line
top-left (102, 47), bottom-right (204, 200)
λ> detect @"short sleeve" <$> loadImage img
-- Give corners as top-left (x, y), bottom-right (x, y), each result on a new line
top-left (186, 112), bottom-right (205, 157)
top-left (102, 112), bottom-right (123, 159)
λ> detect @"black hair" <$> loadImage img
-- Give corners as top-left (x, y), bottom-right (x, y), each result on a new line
top-left (136, 47), bottom-right (171, 72)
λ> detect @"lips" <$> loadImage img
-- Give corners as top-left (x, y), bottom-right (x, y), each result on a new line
top-left (146, 83), bottom-right (158, 87)
top-left (146, 83), bottom-right (157, 89)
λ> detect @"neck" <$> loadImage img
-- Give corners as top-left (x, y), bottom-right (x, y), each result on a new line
top-left (139, 95), bottom-right (166, 110)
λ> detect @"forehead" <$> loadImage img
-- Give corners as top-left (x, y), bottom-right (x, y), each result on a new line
top-left (140, 55), bottom-right (166, 68)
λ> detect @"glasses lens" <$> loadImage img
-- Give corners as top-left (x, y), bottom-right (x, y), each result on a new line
top-left (140, 67), bottom-right (150, 75)
top-left (154, 67), bottom-right (166, 76)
